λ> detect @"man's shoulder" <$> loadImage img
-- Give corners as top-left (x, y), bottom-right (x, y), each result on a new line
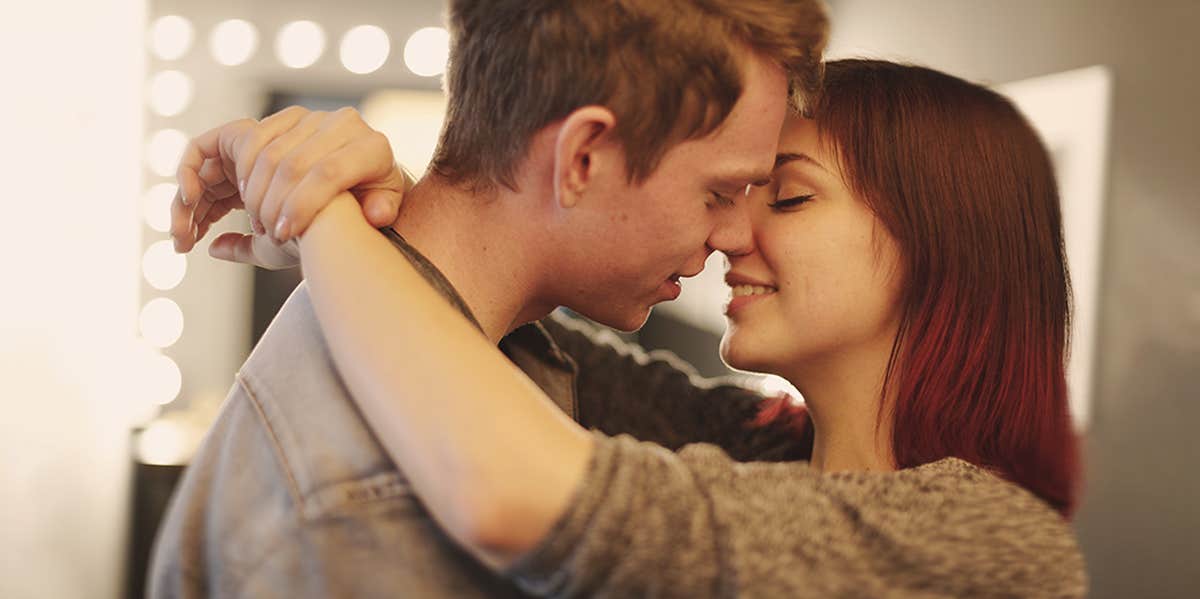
top-left (229, 282), bottom-right (404, 511)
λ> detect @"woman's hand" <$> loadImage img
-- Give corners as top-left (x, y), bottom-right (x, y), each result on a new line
top-left (170, 105), bottom-right (413, 267)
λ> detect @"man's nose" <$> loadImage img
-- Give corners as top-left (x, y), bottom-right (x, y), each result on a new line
top-left (706, 197), bottom-right (754, 257)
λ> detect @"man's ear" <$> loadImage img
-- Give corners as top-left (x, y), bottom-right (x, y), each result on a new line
top-left (553, 106), bottom-right (616, 209)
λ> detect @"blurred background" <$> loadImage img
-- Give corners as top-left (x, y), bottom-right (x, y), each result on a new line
top-left (1, 0), bottom-right (1197, 597)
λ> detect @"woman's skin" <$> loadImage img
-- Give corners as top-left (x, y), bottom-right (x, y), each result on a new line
top-left (722, 114), bottom-right (903, 473)
top-left (286, 113), bottom-right (905, 568)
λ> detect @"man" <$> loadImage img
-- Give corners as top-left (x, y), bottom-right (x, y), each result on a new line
top-left (149, 1), bottom-right (828, 596)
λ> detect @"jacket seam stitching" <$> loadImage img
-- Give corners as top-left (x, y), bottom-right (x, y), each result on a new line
top-left (235, 372), bottom-right (306, 509)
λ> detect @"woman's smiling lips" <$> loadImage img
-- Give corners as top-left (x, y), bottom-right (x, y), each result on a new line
top-left (724, 272), bottom-right (778, 315)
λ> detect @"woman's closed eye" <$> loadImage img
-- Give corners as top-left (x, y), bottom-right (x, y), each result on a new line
top-left (768, 194), bottom-right (815, 211)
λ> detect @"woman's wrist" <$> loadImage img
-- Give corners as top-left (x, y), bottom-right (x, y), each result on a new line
top-left (298, 192), bottom-right (366, 247)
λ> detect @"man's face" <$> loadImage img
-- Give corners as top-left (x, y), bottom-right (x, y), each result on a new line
top-left (562, 52), bottom-right (789, 331)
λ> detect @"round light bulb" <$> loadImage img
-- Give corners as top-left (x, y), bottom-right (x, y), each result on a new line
top-left (142, 240), bottom-right (187, 290)
top-left (143, 183), bottom-right (176, 233)
top-left (137, 419), bottom-right (188, 464)
top-left (142, 352), bottom-right (183, 407)
top-left (149, 15), bottom-right (194, 61)
top-left (139, 298), bottom-right (184, 348)
top-left (275, 20), bottom-right (326, 69)
top-left (403, 27), bottom-right (450, 77)
top-left (210, 19), bottom-right (259, 66)
top-left (340, 25), bottom-right (390, 75)
top-left (148, 70), bottom-right (193, 117)
top-left (146, 128), bottom-right (188, 178)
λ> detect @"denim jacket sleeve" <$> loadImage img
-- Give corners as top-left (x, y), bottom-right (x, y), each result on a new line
top-left (148, 376), bottom-right (537, 599)
top-left (540, 311), bottom-right (806, 462)
top-left (147, 379), bottom-right (305, 598)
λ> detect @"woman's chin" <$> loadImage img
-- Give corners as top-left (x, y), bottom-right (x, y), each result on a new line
top-left (719, 336), bottom-right (772, 374)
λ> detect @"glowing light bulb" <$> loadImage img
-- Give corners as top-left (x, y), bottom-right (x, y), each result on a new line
top-left (139, 298), bottom-right (184, 348)
top-left (148, 70), bottom-right (193, 116)
top-left (211, 19), bottom-right (259, 66)
top-left (149, 15), bottom-right (194, 61)
top-left (143, 183), bottom-right (176, 232)
top-left (276, 20), bottom-right (326, 69)
top-left (340, 25), bottom-right (390, 75)
top-left (142, 240), bottom-right (187, 290)
top-left (403, 27), bottom-right (449, 77)
top-left (146, 128), bottom-right (188, 178)
top-left (137, 419), bottom-right (188, 464)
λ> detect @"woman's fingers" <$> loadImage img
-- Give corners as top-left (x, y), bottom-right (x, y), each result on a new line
top-left (237, 109), bottom-right (324, 226)
top-left (360, 189), bottom-right (404, 229)
top-left (208, 231), bottom-right (301, 270)
top-left (227, 105), bottom-right (310, 189)
top-left (193, 194), bottom-right (241, 242)
top-left (257, 108), bottom-right (395, 240)
top-left (169, 185), bottom-right (195, 252)
top-left (190, 157), bottom-right (240, 232)
top-left (271, 132), bottom-right (405, 240)
top-left (171, 119), bottom-right (255, 251)
top-left (175, 105), bottom-right (403, 251)
top-left (176, 119), bottom-right (254, 205)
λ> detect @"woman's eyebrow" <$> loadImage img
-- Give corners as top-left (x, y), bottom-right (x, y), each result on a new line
top-left (775, 152), bottom-right (827, 172)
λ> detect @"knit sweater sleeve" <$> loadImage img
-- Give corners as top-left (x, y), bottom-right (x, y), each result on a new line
top-left (503, 432), bottom-right (1087, 599)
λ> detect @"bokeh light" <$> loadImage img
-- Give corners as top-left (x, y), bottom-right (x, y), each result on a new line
top-left (139, 298), bottom-right (184, 348)
top-left (148, 70), bottom-right (193, 117)
top-left (146, 128), bottom-right (188, 177)
top-left (137, 419), bottom-right (189, 464)
top-left (275, 20), bottom-right (326, 69)
top-left (142, 183), bottom-right (176, 232)
top-left (149, 15), bottom-right (194, 61)
top-left (210, 19), bottom-right (259, 66)
top-left (403, 27), bottom-right (450, 77)
top-left (142, 240), bottom-right (187, 290)
top-left (340, 25), bottom-right (390, 75)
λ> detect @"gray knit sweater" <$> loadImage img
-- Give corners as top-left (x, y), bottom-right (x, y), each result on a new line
top-left (505, 432), bottom-right (1088, 598)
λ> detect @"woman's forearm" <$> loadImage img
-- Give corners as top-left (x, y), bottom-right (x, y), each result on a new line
top-left (296, 193), bottom-right (594, 568)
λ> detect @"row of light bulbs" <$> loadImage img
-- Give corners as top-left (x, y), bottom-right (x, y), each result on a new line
top-left (137, 15), bottom-right (453, 414)
top-left (148, 15), bottom-right (450, 76)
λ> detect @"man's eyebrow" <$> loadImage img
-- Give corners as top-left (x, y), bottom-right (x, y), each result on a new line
top-left (775, 152), bottom-right (827, 172)
top-left (717, 168), bottom-right (773, 188)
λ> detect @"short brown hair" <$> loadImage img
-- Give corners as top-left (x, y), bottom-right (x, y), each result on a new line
top-left (431, 0), bottom-right (828, 193)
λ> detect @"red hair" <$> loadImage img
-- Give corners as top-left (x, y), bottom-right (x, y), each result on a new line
top-left (754, 60), bottom-right (1082, 518)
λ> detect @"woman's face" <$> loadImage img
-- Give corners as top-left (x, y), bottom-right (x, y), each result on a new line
top-left (719, 115), bottom-right (905, 382)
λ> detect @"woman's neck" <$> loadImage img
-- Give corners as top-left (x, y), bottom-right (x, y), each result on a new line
top-left (785, 341), bottom-right (899, 473)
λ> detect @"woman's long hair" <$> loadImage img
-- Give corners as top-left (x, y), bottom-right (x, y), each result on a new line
top-left (754, 59), bottom-right (1081, 518)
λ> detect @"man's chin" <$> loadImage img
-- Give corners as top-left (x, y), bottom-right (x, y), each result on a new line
top-left (588, 305), bottom-right (653, 333)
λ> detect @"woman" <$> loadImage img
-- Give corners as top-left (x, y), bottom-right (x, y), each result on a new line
top-left (261, 60), bottom-right (1087, 596)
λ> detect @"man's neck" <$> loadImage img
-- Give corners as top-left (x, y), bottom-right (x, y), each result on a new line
top-left (387, 175), bottom-right (556, 344)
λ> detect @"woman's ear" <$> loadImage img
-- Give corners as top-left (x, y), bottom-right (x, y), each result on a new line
top-left (553, 106), bottom-right (616, 209)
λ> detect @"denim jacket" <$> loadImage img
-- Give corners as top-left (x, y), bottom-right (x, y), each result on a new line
top-left (147, 230), bottom-right (798, 598)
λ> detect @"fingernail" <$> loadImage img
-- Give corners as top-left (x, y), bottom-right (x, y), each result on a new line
top-left (239, 179), bottom-right (246, 195)
top-left (180, 189), bottom-right (190, 206)
top-left (274, 217), bottom-right (290, 241)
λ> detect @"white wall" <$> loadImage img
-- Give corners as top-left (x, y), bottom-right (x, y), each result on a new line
top-left (0, 2), bottom-right (145, 597)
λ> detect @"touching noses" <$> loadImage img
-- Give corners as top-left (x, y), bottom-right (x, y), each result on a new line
top-left (705, 196), bottom-right (755, 258)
